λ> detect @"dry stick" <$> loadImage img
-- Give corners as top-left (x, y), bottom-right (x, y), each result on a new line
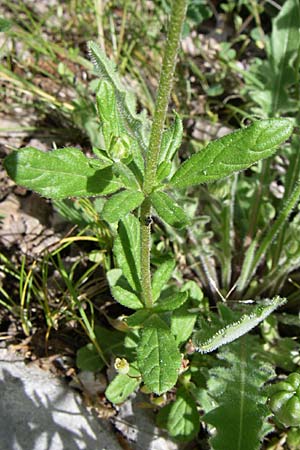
top-left (140, 0), bottom-right (188, 309)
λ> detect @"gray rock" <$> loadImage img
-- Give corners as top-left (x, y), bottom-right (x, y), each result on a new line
top-left (0, 349), bottom-right (122, 450)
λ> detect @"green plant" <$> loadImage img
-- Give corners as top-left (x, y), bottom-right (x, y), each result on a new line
top-left (3, 0), bottom-right (298, 447)
top-left (269, 373), bottom-right (300, 428)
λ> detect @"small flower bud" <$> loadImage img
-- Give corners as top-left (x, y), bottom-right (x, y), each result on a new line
top-left (114, 357), bottom-right (129, 375)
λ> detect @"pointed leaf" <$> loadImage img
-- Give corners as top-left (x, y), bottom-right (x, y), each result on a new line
top-left (114, 214), bottom-right (141, 291)
top-left (4, 147), bottom-right (122, 199)
top-left (153, 292), bottom-right (188, 312)
top-left (105, 365), bottom-right (141, 404)
top-left (164, 387), bottom-right (200, 441)
top-left (102, 190), bottom-right (144, 223)
top-left (170, 119), bottom-right (293, 189)
top-left (194, 296), bottom-right (286, 353)
top-left (152, 259), bottom-right (176, 301)
top-left (159, 113), bottom-right (183, 163)
top-left (270, 0), bottom-right (300, 114)
top-left (204, 337), bottom-right (275, 450)
top-left (171, 305), bottom-right (198, 345)
top-left (137, 318), bottom-right (181, 394)
top-left (151, 191), bottom-right (189, 228)
top-left (126, 309), bottom-right (152, 327)
top-left (111, 285), bottom-right (143, 310)
top-left (88, 41), bottom-right (147, 153)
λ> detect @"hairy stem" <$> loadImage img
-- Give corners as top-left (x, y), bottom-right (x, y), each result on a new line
top-left (140, 0), bottom-right (188, 308)
top-left (143, 0), bottom-right (188, 195)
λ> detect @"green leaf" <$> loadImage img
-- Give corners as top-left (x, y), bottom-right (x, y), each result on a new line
top-left (113, 162), bottom-right (140, 190)
top-left (114, 214), bottom-right (141, 291)
top-left (102, 190), bottom-right (144, 223)
top-left (156, 161), bottom-right (172, 182)
top-left (105, 365), bottom-right (141, 404)
top-left (4, 147), bottom-right (122, 199)
top-left (194, 296), bottom-right (286, 353)
top-left (204, 336), bottom-right (275, 450)
top-left (170, 119), bottom-right (294, 189)
top-left (111, 285), bottom-right (143, 310)
top-left (171, 305), bottom-right (198, 345)
top-left (137, 317), bottom-right (182, 394)
top-left (126, 309), bottom-right (152, 327)
top-left (76, 343), bottom-right (104, 372)
top-left (151, 191), bottom-right (189, 228)
top-left (153, 292), bottom-right (188, 312)
top-left (162, 387), bottom-right (200, 441)
top-left (159, 112), bottom-right (183, 163)
top-left (270, 0), bottom-right (300, 114)
top-left (152, 259), bottom-right (175, 301)
top-left (96, 79), bottom-right (118, 127)
top-left (0, 17), bottom-right (12, 32)
top-left (88, 41), bottom-right (147, 153)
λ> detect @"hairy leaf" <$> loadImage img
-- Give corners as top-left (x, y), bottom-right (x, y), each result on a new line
top-left (4, 147), bottom-right (122, 199)
top-left (111, 285), bottom-right (143, 310)
top-left (102, 190), bottom-right (144, 223)
top-left (170, 119), bottom-right (293, 189)
top-left (105, 365), bottom-right (141, 404)
top-left (194, 296), bottom-right (286, 353)
top-left (151, 191), bottom-right (189, 228)
top-left (114, 215), bottom-right (141, 291)
top-left (159, 112), bottom-right (183, 163)
top-left (153, 292), bottom-right (188, 312)
top-left (204, 336), bottom-right (275, 450)
top-left (137, 317), bottom-right (181, 394)
top-left (171, 305), bottom-right (198, 345)
top-left (163, 387), bottom-right (200, 441)
top-left (88, 41), bottom-right (147, 152)
top-left (152, 259), bottom-right (176, 301)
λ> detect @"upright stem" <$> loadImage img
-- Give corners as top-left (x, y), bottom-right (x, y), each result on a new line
top-left (140, 0), bottom-right (188, 308)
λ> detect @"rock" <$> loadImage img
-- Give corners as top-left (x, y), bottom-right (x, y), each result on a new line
top-left (0, 348), bottom-right (122, 450)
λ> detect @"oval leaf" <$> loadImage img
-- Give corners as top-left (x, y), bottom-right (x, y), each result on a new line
top-left (137, 322), bottom-right (181, 394)
top-left (105, 367), bottom-right (141, 404)
top-left (166, 387), bottom-right (200, 441)
top-left (111, 285), bottom-right (143, 310)
top-left (4, 147), bottom-right (122, 199)
top-left (151, 191), bottom-right (189, 228)
top-left (102, 190), bottom-right (144, 223)
top-left (170, 119), bottom-right (293, 189)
